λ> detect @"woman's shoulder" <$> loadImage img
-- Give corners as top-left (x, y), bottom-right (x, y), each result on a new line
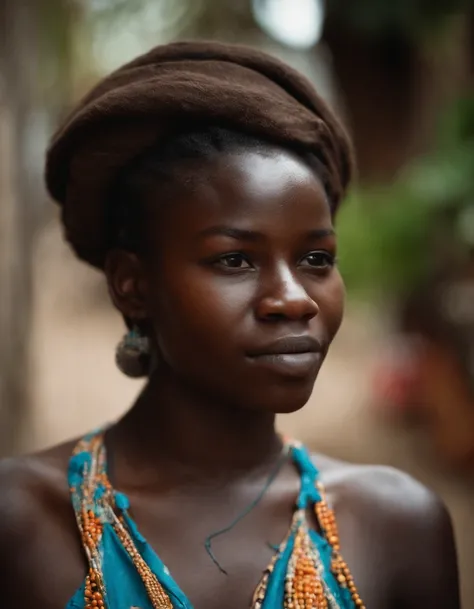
top-left (0, 438), bottom-right (76, 495)
top-left (0, 440), bottom-right (85, 603)
top-left (318, 455), bottom-right (457, 557)
top-left (314, 452), bottom-right (443, 517)
top-left (313, 453), bottom-right (460, 607)
top-left (313, 452), bottom-right (452, 546)
top-left (0, 439), bottom-right (78, 553)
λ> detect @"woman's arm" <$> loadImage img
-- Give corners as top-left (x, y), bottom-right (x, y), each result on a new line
top-left (328, 462), bottom-right (461, 609)
top-left (0, 455), bottom-right (85, 609)
top-left (395, 491), bottom-right (460, 609)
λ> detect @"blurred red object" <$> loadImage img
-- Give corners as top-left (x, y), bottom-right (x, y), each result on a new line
top-left (372, 335), bottom-right (425, 417)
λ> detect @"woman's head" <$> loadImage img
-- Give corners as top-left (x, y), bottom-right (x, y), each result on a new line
top-left (45, 40), bottom-right (354, 413)
top-left (104, 126), bottom-right (344, 412)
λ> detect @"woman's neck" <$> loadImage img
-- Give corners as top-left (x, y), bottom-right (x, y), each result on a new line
top-left (108, 368), bottom-right (283, 490)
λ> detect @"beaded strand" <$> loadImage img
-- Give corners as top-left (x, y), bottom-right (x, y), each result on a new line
top-left (71, 436), bottom-right (108, 609)
top-left (111, 514), bottom-right (173, 609)
top-left (72, 434), bottom-right (174, 609)
top-left (284, 512), bottom-right (328, 609)
top-left (315, 483), bottom-right (365, 609)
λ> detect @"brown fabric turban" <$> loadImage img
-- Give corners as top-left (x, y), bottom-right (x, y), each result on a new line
top-left (45, 40), bottom-right (354, 270)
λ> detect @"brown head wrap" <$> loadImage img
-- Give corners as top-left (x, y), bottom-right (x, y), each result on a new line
top-left (45, 40), bottom-right (354, 270)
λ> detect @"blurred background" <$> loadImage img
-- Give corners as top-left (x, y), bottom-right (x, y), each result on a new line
top-left (1, 0), bottom-right (473, 605)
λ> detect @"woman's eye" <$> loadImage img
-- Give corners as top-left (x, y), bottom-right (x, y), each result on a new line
top-left (300, 251), bottom-right (335, 269)
top-left (216, 253), bottom-right (252, 269)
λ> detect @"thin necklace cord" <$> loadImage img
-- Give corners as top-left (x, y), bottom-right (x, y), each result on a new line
top-left (204, 443), bottom-right (291, 575)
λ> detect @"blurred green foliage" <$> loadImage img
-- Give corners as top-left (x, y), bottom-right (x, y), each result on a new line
top-left (338, 97), bottom-right (474, 298)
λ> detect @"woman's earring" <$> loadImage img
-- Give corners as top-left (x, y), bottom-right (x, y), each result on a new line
top-left (115, 325), bottom-right (151, 378)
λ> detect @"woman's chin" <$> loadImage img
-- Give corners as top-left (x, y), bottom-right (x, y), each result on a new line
top-left (272, 392), bottom-right (315, 415)
top-left (244, 380), bottom-right (317, 415)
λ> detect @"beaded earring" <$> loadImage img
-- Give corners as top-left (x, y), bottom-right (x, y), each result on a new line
top-left (115, 325), bottom-right (151, 378)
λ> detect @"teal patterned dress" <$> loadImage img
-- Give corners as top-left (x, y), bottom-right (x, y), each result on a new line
top-left (66, 430), bottom-right (363, 609)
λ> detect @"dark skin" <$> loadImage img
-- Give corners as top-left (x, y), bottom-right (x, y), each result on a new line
top-left (0, 149), bottom-right (460, 608)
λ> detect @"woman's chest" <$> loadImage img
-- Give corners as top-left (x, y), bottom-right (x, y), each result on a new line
top-left (119, 501), bottom-right (389, 609)
top-left (127, 495), bottom-right (290, 609)
top-left (101, 530), bottom-right (392, 609)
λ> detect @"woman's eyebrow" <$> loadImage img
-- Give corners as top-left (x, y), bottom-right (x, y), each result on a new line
top-left (305, 228), bottom-right (335, 239)
top-left (197, 226), bottom-right (265, 241)
top-left (198, 226), bottom-right (335, 241)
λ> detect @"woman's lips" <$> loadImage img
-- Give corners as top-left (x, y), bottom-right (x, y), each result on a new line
top-left (246, 336), bottom-right (324, 377)
top-left (248, 351), bottom-right (323, 377)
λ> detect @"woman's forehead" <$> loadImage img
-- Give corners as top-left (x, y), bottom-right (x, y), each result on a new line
top-left (225, 150), bottom-right (321, 198)
top-left (148, 149), bottom-right (330, 233)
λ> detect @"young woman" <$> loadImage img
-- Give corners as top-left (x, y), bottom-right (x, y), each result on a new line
top-left (0, 41), bottom-right (460, 609)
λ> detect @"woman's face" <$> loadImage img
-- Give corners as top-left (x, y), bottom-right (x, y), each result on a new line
top-left (120, 148), bottom-right (344, 413)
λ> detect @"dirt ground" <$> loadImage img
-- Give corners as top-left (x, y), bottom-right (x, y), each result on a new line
top-left (29, 221), bottom-right (474, 607)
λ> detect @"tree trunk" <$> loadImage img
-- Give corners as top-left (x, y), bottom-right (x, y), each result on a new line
top-left (0, 1), bottom-right (40, 456)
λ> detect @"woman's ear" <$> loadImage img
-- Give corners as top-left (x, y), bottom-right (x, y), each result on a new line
top-left (104, 249), bottom-right (149, 320)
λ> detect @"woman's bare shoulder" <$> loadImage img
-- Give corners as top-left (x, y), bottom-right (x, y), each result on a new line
top-left (0, 439), bottom-right (77, 503)
top-left (313, 453), bottom-right (460, 608)
top-left (313, 455), bottom-right (449, 527)
top-left (0, 439), bottom-right (77, 545)
top-left (0, 439), bottom-right (85, 606)
top-left (313, 452), bottom-right (439, 512)
top-left (313, 452), bottom-right (452, 552)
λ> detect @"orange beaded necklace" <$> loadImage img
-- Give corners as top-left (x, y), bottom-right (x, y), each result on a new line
top-left (67, 432), bottom-right (364, 609)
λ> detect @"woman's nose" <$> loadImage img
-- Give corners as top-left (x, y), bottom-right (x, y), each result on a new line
top-left (255, 265), bottom-right (319, 322)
